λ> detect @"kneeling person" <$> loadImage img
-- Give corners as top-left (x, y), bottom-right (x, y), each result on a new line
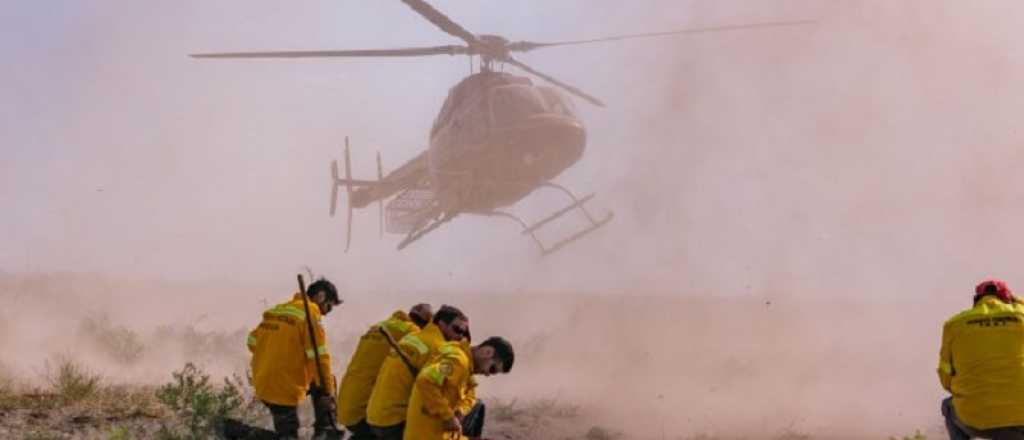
top-left (405, 337), bottom-right (514, 440)
top-left (337, 304), bottom-right (432, 439)
top-left (247, 278), bottom-right (342, 439)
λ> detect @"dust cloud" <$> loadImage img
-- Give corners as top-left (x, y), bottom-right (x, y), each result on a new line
top-left (4, 0), bottom-right (1024, 438)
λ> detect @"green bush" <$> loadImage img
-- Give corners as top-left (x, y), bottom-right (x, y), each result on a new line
top-left (108, 425), bottom-right (135, 440)
top-left (155, 363), bottom-right (261, 440)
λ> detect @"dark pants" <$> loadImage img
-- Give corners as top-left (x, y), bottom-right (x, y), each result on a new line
top-left (221, 418), bottom-right (279, 440)
top-left (265, 388), bottom-right (336, 439)
top-left (370, 422), bottom-right (405, 440)
top-left (264, 402), bottom-right (301, 438)
top-left (943, 397), bottom-right (1024, 440)
top-left (461, 402), bottom-right (486, 437)
top-left (346, 419), bottom-right (376, 440)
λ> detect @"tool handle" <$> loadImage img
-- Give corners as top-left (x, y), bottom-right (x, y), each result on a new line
top-left (297, 274), bottom-right (329, 394)
top-left (297, 274), bottom-right (341, 433)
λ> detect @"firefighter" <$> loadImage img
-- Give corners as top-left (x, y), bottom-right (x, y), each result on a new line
top-left (338, 304), bottom-right (434, 440)
top-left (939, 279), bottom-right (1024, 440)
top-left (247, 278), bottom-right (343, 440)
top-left (367, 305), bottom-right (470, 440)
top-left (404, 337), bottom-right (514, 440)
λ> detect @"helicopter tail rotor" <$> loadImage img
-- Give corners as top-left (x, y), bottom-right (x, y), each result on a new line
top-left (330, 137), bottom-right (389, 252)
top-left (329, 139), bottom-right (355, 251)
top-left (330, 160), bottom-right (340, 217)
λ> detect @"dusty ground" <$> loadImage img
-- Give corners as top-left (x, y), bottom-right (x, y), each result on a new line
top-left (0, 273), bottom-right (950, 439)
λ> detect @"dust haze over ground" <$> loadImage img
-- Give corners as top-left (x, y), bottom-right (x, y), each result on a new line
top-left (4, 1), bottom-right (1024, 438)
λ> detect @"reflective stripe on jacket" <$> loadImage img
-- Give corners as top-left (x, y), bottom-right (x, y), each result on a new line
top-left (939, 296), bottom-right (1024, 429)
top-left (366, 323), bottom-right (447, 427)
top-left (248, 293), bottom-right (334, 406)
top-left (337, 311), bottom-right (419, 426)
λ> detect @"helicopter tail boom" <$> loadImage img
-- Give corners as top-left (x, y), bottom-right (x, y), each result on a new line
top-left (330, 138), bottom-right (435, 251)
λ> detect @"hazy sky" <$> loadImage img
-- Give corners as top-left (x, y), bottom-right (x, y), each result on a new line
top-left (4, 1), bottom-right (1024, 298)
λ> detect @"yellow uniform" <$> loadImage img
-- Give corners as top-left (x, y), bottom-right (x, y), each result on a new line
top-left (247, 293), bottom-right (335, 406)
top-left (337, 311), bottom-right (420, 426)
top-left (939, 296), bottom-right (1024, 429)
top-left (366, 323), bottom-right (447, 427)
top-left (404, 341), bottom-right (476, 440)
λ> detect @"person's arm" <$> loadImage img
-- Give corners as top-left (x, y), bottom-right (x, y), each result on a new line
top-left (456, 376), bottom-right (478, 418)
top-left (938, 323), bottom-right (954, 392)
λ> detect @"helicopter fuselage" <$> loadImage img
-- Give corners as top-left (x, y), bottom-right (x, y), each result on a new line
top-left (427, 71), bottom-right (586, 212)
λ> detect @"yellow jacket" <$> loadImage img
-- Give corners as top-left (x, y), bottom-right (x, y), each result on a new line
top-left (337, 311), bottom-right (420, 427)
top-left (366, 323), bottom-right (447, 427)
top-left (404, 341), bottom-right (476, 440)
top-left (248, 293), bottom-right (335, 407)
top-left (939, 296), bottom-right (1024, 429)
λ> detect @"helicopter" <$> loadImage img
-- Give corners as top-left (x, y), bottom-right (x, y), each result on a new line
top-left (191, 0), bottom-right (812, 255)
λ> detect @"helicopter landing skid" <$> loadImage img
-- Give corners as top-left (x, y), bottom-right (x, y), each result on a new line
top-left (482, 183), bottom-right (613, 256)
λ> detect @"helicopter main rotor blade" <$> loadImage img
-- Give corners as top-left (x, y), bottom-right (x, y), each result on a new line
top-left (190, 45), bottom-right (470, 59)
top-left (507, 20), bottom-right (816, 52)
top-left (400, 0), bottom-right (481, 47)
top-left (506, 57), bottom-right (605, 107)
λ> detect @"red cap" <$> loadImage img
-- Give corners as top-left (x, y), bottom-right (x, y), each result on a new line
top-left (974, 279), bottom-right (1014, 304)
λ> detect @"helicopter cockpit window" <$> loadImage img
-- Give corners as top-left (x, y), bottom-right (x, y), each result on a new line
top-left (490, 85), bottom-right (547, 126)
top-left (537, 86), bottom-right (577, 118)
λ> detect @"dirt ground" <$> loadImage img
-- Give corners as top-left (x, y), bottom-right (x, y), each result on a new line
top-left (0, 273), bottom-right (954, 439)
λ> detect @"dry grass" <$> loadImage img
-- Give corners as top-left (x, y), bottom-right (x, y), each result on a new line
top-left (890, 431), bottom-right (928, 440)
top-left (487, 396), bottom-right (587, 439)
top-left (0, 369), bottom-right (12, 398)
top-left (490, 396), bottom-right (581, 422)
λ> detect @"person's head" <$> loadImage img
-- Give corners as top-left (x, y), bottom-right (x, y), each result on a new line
top-left (974, 279), bottom-right (1014, 305)
top-left (433, 304), bottom-right (469, 342)
top-left (409, 303), bottom-right (433, 328)
top-left (472, 337), bottom-right (515, 377)
top-left (306, 278), bottom-right (342, 315)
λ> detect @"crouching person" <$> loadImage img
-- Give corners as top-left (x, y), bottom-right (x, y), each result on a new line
top-left (939, 279), bottom-right (1024, 440)
top-left (248, 278), bottom-right (343, 439)
top-left (404, 337), bottom-right (514, 440)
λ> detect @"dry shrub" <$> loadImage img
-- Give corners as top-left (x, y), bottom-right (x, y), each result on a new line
top-left (490, 397), bottom-right (580, 422)
top-left (154, 325), bottom-right (248, 366)
top-left (890, 431), bottom-right (928, 440)
top-left (80, 314), bottom-right (146, 365)
top-left (585, 426), bottom-right (624, 440)
top-left (0, 365), bottom-right (12, 397)
top-left (44, 354), bottom-right (102, 402)
top-left (0, 365), bottom-right (15, 410)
